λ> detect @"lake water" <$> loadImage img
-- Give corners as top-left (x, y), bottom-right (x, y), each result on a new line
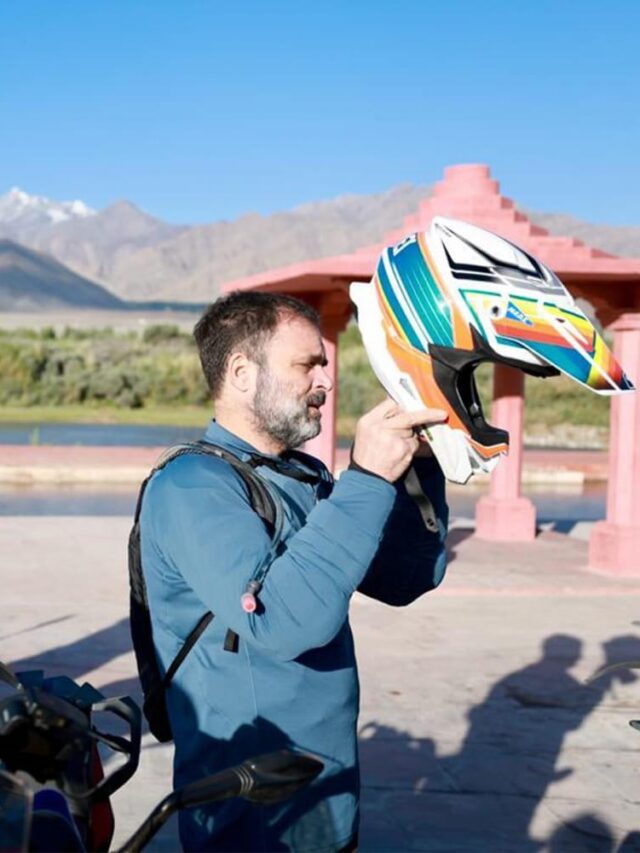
top-left (0, 422), bottom-right (607, 527)
top-left (0, 423), bottom-right (206, 447)
top-left (0, 482), bottom-right (607, 531)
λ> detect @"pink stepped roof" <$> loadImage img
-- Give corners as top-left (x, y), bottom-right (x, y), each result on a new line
top-left (222, 164), bottom-right (640, 320)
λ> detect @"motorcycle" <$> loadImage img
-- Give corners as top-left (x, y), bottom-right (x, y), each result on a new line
top-left (0, 661), bottom-right (322, 852)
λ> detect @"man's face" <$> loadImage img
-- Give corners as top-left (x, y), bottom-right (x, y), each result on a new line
top-left (250, 315), bottom-right (333, 450)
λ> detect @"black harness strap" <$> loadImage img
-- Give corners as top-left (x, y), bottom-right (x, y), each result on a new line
top-left (403, 466), bottom-right (438, 533)
top-left (162, 612), bottom-right (213, 687)
top-left (245, 452), bottom-right (321, 485)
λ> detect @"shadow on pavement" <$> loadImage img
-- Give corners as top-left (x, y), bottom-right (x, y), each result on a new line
top-left (9, 616), bottom-right (136, 692)
top-left (7, 616), bottom-right (640, 851)
top-left (445, 527), bottom-right (475, 563)
top-left (358, 633), bottom-right (640, 852)
top-left (0, 614), bottom-right (75, 642)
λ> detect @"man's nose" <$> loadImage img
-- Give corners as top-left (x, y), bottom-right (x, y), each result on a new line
top-left (312, 364), bottom-right (333, 393)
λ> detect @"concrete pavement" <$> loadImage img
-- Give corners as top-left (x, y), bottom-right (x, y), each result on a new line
top-left (0, 446), bottom-right (609, 485)
top-left (2, 516), bottom-right (640, 851)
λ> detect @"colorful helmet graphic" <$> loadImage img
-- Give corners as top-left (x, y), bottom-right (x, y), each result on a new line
top-left (350, 217), bottom-right (635, 484)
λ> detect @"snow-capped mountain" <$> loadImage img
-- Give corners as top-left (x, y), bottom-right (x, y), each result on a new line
top-left (0, 187), bottom-right (95, 237)
top-left (2, 183), bottom-right (640, 305)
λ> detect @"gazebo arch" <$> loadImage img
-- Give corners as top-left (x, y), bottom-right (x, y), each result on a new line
top-left (222, 164), bottom-right (640, 576)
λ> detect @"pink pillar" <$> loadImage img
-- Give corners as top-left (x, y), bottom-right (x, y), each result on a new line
top-left (304, 320), bottom-right (339, 472)
top-left (589, 313), bottom-right (640, 575)
top-left (475, 364), bottom-right (537, 541)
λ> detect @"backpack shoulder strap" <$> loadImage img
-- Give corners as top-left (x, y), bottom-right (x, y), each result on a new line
top-left (194, 440), bottom-right (281, 537)
top-left (133, 443), bottom-right (203, 526)
top-left (285, 447), bottom-right (332, 477)
top-left (135, 440), bottom-right (285, 669)
top-left (136, 440), bottom-right (282, 530)
top-left (283, 448), bottom-right (334, 498)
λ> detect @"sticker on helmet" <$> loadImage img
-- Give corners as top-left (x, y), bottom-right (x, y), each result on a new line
top-left (505, 301), bottom-right (533, 327)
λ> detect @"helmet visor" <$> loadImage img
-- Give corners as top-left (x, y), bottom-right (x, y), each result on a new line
top-left (489, 298), bottom-right (635, 394)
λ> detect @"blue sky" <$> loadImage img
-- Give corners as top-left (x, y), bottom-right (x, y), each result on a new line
top-left (1, 0), bottom-right (639, 225)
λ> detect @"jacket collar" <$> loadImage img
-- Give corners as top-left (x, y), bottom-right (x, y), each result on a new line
top-left (202, 420), bottom-right (322, 484)
top-left (203, 419), bottom-right (280, 461)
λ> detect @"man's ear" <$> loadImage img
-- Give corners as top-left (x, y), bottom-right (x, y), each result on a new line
top-left (227, 351), bottom-right (257, 394)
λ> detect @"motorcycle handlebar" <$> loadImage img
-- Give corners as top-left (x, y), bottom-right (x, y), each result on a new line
top-left (116, 749), bottom-right (323, 853)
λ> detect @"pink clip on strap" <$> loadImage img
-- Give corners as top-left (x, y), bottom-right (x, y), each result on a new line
top-left (241, 580), bottom-right (262, 613)
top-left (241, 592), bottom-right (257, 613)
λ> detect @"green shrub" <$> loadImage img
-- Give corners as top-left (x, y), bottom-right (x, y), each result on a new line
top-left (0, 323), bottom-right (616, 432)
top-left (142, 324), bottom-right (188, 344)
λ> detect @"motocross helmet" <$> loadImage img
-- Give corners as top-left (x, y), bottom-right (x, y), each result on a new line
top-left (350, 217), bottom-right (635, 484)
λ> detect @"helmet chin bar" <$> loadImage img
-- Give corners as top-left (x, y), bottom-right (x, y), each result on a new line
top-left (429, 326), bottom-right (559, 450)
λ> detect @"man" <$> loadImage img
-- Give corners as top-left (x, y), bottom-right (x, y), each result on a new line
top-left (140, 291), bottom-right (449, 851)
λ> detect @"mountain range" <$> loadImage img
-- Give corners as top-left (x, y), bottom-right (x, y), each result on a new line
top-left (0, 239), bottom-right (124, 311)
top-left (1, 185), bottom-right (640, 308)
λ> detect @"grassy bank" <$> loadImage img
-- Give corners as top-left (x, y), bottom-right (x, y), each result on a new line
top-left (0, 402), bottom-right (382, 441)
top-left (0, 404), bottom-right (212, 427)
top-left (0, 324), bottom-right (613, 445)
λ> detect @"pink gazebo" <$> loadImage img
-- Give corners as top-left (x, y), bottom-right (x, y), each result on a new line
top-left (222, 164), bottom-right (640, 576)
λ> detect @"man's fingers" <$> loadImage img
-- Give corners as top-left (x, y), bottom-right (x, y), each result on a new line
top-left (395, 428), bottom-right (418, 439)
top-left (368, 397), bottom-right (400, 420)
top-left (367, 400), bottom-right (446, 428)
top-left (388, 408), bottom-right (448, 429)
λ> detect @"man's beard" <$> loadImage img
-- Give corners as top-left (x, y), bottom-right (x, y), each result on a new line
top-left (251, 365), bottom-right (326, 450)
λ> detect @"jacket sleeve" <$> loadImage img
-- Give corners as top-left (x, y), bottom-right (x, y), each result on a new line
top-left (142, 455), bottom-right (396, 662)
top-left (357, 455), bottom-right (449, 606)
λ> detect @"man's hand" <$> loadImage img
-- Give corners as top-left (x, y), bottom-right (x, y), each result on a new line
top-left (352, 398), bottom-right (447, 483)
